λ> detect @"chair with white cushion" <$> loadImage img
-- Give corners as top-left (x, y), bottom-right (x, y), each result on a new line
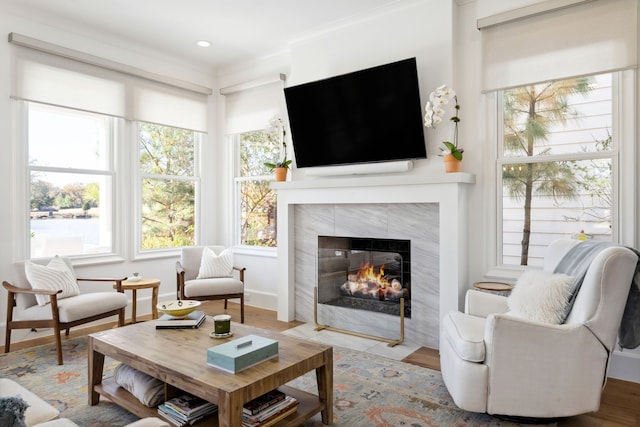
top-left (440, 239), bottom-right (638, 419)
top-left (176, 246), bottom-right (246, 323)
top-left (3, 256), bottom-right (128, 365)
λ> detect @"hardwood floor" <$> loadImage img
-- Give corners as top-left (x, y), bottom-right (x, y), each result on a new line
top-left (3, 301), bottom-right (639, 426)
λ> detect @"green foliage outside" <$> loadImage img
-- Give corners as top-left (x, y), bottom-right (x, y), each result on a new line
top-left (139, 122), bottom-right (197, 249)
top-left (239, 129), bottom-right (280, 247)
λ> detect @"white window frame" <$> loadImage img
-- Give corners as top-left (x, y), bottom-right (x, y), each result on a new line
top-left (16, 101), bottom-right (122, 262)
top-left (485, 70), bottom-right (636, 279)
top-left (133, 122), bottom-right (202, 258)
top-left (231, 133), bottom-right (278, 257)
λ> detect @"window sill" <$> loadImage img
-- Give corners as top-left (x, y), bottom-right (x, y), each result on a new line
top-left (233, 245), bottom-right (277, 258)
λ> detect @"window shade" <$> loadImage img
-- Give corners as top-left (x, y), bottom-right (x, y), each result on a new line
top-left (223, 80), bottom-right (285, 135)
top-left (480, 0), bottom-right (637, 92)
top-left (10, 37), bottom-right (210, 132)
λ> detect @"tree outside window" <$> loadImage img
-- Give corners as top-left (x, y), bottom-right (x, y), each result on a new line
top-left (139, 122), bottom-right (199, 250)
top-left (500, 73), bottom-right (614, 266)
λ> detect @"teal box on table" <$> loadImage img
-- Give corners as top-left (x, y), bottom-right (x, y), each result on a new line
top-left (207, 335), bottom-right (278, 374)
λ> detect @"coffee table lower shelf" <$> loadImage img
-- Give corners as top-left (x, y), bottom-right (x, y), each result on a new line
top-left (96, 378), bottom-right (326, 426)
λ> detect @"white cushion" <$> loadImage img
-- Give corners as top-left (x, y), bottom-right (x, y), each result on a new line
top-left (442, 310), bottom-right (487, 362)
top-left (113, 364), bottom-right (165, 408)
top-left (508, 270), bottom-right (573, 324)
top-left (25, 256), bottom-right (80, 306)
top-left (184, 277), bottom-right (243, 298)
top-left (197, 247), bottom-right (233, 279)
top-left (0, 379), bottom-right (60, 426)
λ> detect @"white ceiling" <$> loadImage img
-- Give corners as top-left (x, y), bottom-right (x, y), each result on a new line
top-left (3, 0), bottom-right (412, 70)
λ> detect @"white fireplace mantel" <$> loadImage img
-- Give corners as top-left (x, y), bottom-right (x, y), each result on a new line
top-left (274, 172), bottom-right (476, 327)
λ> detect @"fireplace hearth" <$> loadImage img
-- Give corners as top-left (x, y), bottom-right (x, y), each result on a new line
top-left (317, 236), bottom-right (411, 318)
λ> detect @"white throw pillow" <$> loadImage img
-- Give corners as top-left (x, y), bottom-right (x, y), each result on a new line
top-left (25, 256), bottom-right (80, 306)
top-left (507, 270), bottom-right (574, 324)
top-left (197, 247), bottom-right (233, 279)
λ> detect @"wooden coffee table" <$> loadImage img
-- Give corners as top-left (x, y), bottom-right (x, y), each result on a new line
top-left (88, 318), bottom-right (333, 427)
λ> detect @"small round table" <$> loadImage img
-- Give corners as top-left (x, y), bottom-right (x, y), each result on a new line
top-left (473, 281), bottom-right (513, 296)
top-left (116, 278), bottom-right (161, 323)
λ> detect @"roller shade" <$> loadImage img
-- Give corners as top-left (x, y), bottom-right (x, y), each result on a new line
top-left (10, 35), bottom-right (210, 132)
top-left (223, 78), bottom-right (285, 135)
top-left (480, 0), bottom-right (637, 92)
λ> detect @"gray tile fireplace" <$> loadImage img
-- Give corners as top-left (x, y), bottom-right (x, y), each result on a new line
top-left (273, 174), bottom-right (475, 350)
top-left (294, 203), bottom-right (438, 347)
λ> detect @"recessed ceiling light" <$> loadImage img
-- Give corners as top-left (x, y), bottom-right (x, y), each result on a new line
top-left (196, 40), bottom-right (212, 48)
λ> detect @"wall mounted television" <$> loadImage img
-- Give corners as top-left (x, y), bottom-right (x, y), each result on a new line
top-left (284, 57), bottom-right (426, 169)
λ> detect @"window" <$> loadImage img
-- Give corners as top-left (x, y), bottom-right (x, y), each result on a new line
top-left (233, 128), bottom-right (280, 247)
top-left (11, 35), bottom-right (210, 260)
top-left (139, 122), bottom-right (200, 250)
top-left (498, 73), bottom-right (615, 267)
top-left (27, 102), bottom-right (116, 258)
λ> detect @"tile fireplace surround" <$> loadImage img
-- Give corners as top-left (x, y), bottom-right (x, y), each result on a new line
top-left (274, 173), bottom-right (475, 349)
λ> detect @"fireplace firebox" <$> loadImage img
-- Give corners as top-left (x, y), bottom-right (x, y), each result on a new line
top-left (317, 236), bottom-right (411, 318)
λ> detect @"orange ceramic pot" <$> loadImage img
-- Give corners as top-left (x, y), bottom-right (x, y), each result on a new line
top-left (274, 167), bottom-right (288, 182)
top-left (443, 154), bottom-right (462, 173)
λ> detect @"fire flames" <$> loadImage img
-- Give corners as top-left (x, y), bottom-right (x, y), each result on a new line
top-left (340, 263), bottom-right (407, 301)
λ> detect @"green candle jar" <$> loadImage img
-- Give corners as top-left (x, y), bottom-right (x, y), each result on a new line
top-left (213, 314), bottom-right (231, 335)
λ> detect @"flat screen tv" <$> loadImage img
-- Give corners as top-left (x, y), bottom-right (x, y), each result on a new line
top-left (284, 57), bottom-right (426, 169)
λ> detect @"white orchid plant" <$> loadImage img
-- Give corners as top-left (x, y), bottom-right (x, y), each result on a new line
top-left (424, 84), bottom-right (463, 160)
top-left (263, 115), bottom-right (292, 170)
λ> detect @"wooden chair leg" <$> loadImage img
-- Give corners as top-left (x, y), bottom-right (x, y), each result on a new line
top-left (4, 326), bottom-right (11, 353)
top-left (240, 295), bottom-right (245, 324)
top-left (65, 328), bottom-right (70, 336)
top-left (224, 299), bottom-right (228, 309)
top-left (53, 325), bottom-right (64, 365)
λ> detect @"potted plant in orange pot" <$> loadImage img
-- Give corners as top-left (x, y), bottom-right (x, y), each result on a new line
top-left (424, 85), bottom-right (463, 172)
top-left (263, 116), bottom-right (292, 181)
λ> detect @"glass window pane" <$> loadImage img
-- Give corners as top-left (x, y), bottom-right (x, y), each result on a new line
top-left (503, 74), bottom-right (612, 158)
top-left (502, 159), bottom-right (612, 266)
top-left (240, 180), bottom-right (276, 247)
top-left (141, 178), bottom-right (195, 249)
top-left (30, 172), bottom-right (112, 257)
top-left (139, 122), bottom-right (195, 177)
top-left (28, 103), bottom-right (109, 170)
top-left (240, 129), bottom-right (280, 177)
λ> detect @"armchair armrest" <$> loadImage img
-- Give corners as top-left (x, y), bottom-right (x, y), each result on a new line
top-left (176, 261), bottom-right (185, 299)
top-left (484, 313), bottom-right (608, 405)
top-left (465, 289), bottom-right (509, 318)
top-left (233, 266), bottom-right (246, 282)
top-left (76, 276), bottom-right (127, 292)
top-left (2, 280), bottom-right (61, 296)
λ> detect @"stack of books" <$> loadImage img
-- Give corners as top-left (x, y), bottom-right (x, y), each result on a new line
top-left (155, 310), bottom-right (206, 329)
top-left (158, 393), bottom-right (218, 426)
top-left (242, 389), bottom-right (298, 427)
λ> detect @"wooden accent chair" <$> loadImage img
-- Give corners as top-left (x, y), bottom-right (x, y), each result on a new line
top-left (176, 246), bottom-right (246, 323)
top-left (3, 257), bottom-right (128, 365)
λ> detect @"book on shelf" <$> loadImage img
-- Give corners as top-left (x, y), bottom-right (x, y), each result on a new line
top-left (155, 310), bottom-right (206, 329)
top-left (158, 393), bottom-right (218, 426)
top-left (158, 403), bottom-right (217, 426)
top-left (243, 388), bottom-right (286, 415)
top-left (242, 395), bottom-right (298, 426)
top-left (242, 401), bottom-right (298, 427)
top-left (164, 393), bottom-right (217, 418)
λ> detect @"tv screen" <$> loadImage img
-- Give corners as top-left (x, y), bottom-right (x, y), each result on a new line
top-left (284, 57), bottom-right (426, 169)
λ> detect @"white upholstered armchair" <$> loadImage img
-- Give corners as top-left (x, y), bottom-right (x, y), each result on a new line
top-left (440, 240), bottom-right (638, 419)
top-left (176, 246), bottom-right (246, 323)
top-left (3, 257), bottom-right (128, 365)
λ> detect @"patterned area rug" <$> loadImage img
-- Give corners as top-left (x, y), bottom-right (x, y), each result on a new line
top-left (0, 337), bottom-right (555, 426)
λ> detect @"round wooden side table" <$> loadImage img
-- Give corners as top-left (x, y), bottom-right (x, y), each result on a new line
top-left (473, 281), bottom-right (513, 296)
top-left (116, 278), bottom-right (161, 323)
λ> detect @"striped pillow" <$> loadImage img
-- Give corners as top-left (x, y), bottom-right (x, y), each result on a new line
top-left (196, 247), bottom-right (233, 279)
top-left (25, 256), bottom-right (80, 306)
